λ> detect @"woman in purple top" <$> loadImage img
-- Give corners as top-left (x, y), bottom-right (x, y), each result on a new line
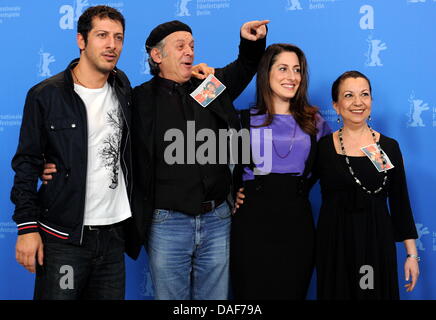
top-left (230, 43), bottom-right (330, 299)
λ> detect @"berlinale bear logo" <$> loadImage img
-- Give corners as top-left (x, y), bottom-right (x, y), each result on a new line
top-left (176, 0), bottom-right (193, 17)
top-left (286, 0), bottom-right (303, 11)
top-left (415, 223), bottom-right (430, 251)
top-left (407, 93), bottom-right (430, 128)
top-left (365, 37), bottom-right (387, 67)
top-left (38, 48), bottom-right (56, 77)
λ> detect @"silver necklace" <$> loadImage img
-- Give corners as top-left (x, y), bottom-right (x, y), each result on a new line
top-left (338, 125), bottom-right (388, 194)
top-left (269, 116), bottom-right (297, 159)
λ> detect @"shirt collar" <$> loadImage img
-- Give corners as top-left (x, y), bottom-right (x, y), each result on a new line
top-left (155, 76), bottom-right (193, 94)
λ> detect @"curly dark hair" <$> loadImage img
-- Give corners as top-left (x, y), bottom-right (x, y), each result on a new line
top-left (77, 5), bottom-right (125, 46)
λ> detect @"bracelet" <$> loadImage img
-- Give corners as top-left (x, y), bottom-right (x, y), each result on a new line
top-left (407, 254), bottom-right (421, 262)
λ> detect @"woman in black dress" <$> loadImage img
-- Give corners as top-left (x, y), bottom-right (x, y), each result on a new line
top-left (315, 71), bottom-right (420, 299)
top-left (231, 44), bottom-right (330, 300)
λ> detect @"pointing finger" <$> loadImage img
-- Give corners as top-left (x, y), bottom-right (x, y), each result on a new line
top-left (252, 20), bottom-right (270, 27)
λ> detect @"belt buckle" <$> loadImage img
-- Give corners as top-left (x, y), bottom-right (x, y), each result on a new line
top-left (202, 200), bottom-right (215, 213)
top-left (209, 200), bottom-right (215, 211)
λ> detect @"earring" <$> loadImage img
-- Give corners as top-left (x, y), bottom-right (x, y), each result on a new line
top-left (368, 115), bottom-right (372, 122)
top-left (337, 116), bottom-right (341, 124)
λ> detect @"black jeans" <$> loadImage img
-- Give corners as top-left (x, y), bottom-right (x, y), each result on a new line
top-left (34, 224), bottom-right (126, 300)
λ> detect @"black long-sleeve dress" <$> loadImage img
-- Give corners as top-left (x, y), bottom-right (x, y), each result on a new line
top-left (315, 133), bottom-right (418, 300)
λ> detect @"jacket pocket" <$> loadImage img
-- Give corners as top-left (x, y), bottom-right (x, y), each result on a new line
top-left (46, 118), bottom-right (79, 131)
top-left (44, 117), bottom-right (79, 177)
top-left (45, 118), bottom-right (80, 164)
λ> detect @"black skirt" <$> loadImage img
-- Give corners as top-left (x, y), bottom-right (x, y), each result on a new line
top-left (230, 173), bottom-right (315, 300)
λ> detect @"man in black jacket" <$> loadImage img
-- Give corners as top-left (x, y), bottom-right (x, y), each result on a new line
top-left (131, 19), bottom-right (268, 299)
top-left (10, 6), bottom-right (141, 300)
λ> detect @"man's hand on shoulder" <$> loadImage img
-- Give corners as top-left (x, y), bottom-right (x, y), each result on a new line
top-left (192, 63), bottom-right (215, 80)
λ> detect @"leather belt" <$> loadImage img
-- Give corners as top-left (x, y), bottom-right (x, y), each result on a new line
top-left (84, 220), bottom-right (125, 231)
top-left (200, 199), bottom-right (224, 214)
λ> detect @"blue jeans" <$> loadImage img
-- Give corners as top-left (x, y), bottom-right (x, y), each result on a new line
top-left (34, 225), bottom-right (126, 300)
top-left (147, 201), bottom-right (231, 300)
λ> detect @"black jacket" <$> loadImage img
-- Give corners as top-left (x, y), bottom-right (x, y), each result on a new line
top-left (131, 36), bottom-right (266, 245)
top-left (10, 59), bottom-right (142, 259)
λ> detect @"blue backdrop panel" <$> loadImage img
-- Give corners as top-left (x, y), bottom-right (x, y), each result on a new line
top-left (0, 0), bottom-right (434, 300)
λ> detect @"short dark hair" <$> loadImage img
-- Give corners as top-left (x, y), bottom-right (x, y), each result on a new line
top-left (77, 5), bottom-right (125, 45)
top-left (331, 70), bottom-right (372, 102)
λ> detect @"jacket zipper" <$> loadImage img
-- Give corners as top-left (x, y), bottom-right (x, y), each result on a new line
top-left (75, 92), bottom-right (88, 246)
top-left (119, 102), bottom-right (133, 202)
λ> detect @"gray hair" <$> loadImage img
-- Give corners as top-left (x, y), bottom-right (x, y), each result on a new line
top-left (147, 38), bottom-right (167, 76)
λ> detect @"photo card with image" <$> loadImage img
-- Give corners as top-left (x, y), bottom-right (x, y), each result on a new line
top-left (361, 143), bottom-right (395, 172)
top-left (190, 74), bottom-right (226, 108)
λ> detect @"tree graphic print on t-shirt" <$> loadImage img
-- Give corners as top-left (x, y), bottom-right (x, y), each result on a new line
top-left (99, 107), bottom-right (123, 189)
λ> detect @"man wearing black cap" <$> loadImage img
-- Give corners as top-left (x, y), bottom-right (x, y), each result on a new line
top-left (131, 19), bottom-right (268, 299)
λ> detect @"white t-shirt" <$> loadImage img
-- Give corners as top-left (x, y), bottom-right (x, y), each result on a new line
top-left (74, 82), bottom-right (131, 226)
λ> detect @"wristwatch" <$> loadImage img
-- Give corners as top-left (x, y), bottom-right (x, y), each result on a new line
top-left (407, 254), bottom-right (421, 262)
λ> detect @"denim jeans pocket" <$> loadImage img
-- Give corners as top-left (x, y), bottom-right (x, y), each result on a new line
top-left (213, 202), bottom-right (231, 219)
top-left (152, 209), bottom-right (170, 223)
